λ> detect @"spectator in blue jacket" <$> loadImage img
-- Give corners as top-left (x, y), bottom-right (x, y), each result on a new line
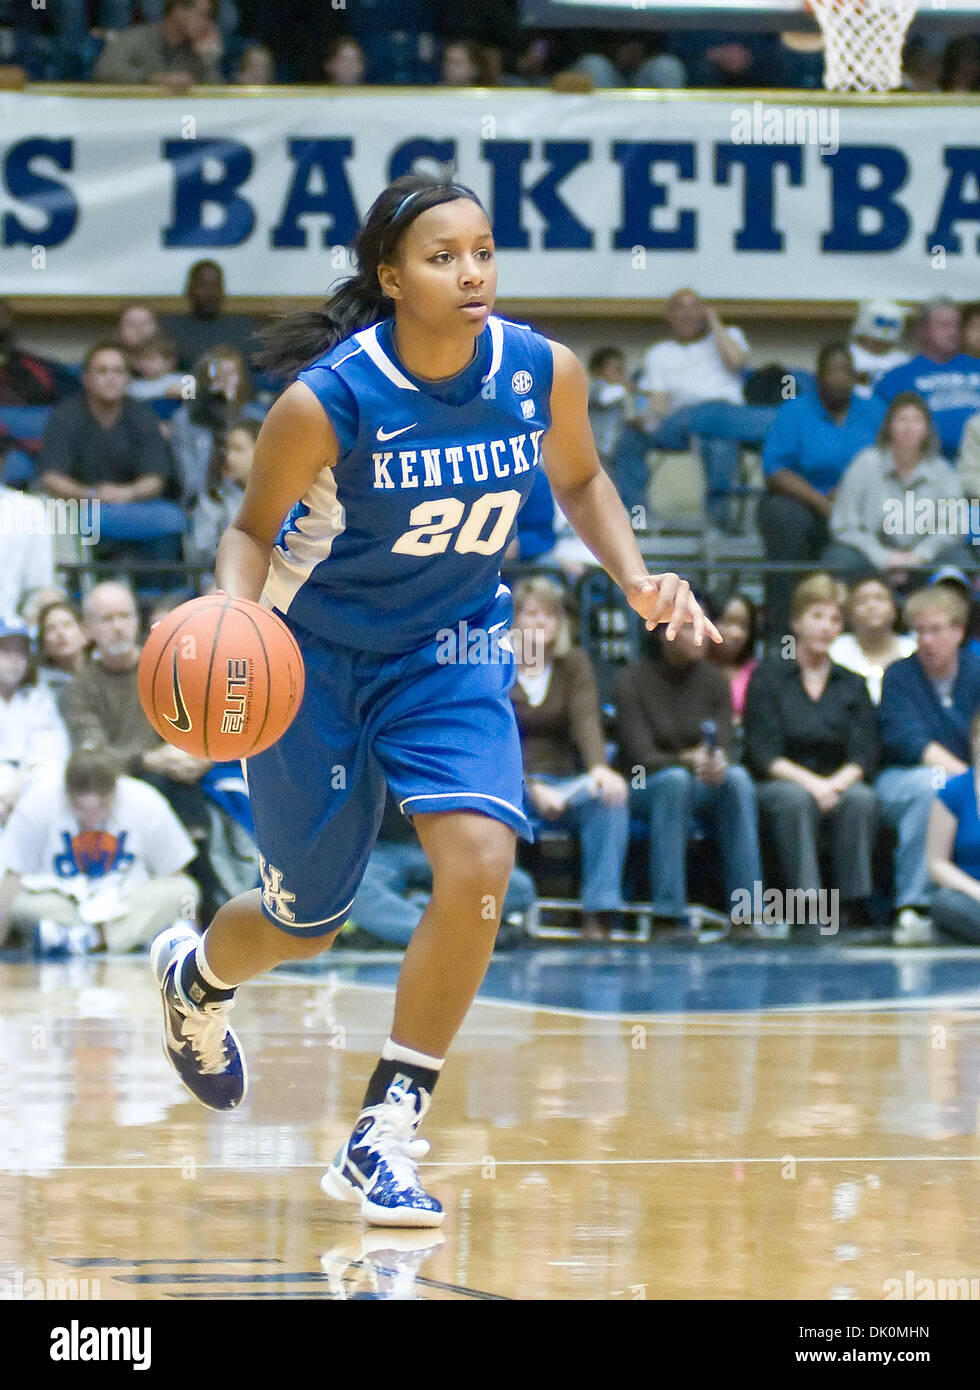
top-left (926, 709), bottom-right (980, 944)
top-left (758, 343), bottom-right (885, 641)
top-left (875, 299), bottom-right (980, 460)
top-left (877, 582), bottom-right (980, 944)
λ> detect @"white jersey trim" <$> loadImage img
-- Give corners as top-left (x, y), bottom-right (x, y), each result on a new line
top-left (262, 465), bottom-right (346, 614)
top-left (399, 790), bottom-right (527, 819)
top-left (354, 323), bottom-right (420, 392)
top-left (483, 315), bottom-right (504, 384)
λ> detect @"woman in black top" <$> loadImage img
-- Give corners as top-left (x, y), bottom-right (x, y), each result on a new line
top-left (744, 573), bottom-right (880, 926)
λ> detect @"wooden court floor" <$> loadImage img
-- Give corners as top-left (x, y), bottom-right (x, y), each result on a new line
top-left (1, 955), bottom-right (979, 1301)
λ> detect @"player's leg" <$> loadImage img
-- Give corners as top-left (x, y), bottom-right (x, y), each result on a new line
top-left (391, 810), bottom-right (515, 1056)
top-left (152, 632), bottom-right (387, 1111)
top-left (321, 593), bottom-right (529, 1226)
top-left (321, 811), bottom-right (514, 1227)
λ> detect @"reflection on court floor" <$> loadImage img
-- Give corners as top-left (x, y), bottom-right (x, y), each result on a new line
top-left (1, 949), bottom-right (978, 1299)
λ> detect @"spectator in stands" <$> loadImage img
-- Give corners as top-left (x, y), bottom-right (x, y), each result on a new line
top-left (613, 289), bottom-right (775, 531)
top-left (616, 615), bottom-right (762, 934)
top-left (824, 392), bottom-right (972, 586)
top-left (511, 577), bottom-right (629, 941)
top-left (940, 35), bottom-right (980, 91)
top-left (962, 302), bottom-right (980, 359)
top-left (187, 417), bottom-right (256, 573)
top-left (830, 577), bottom-right (916, 705)
top-left (235, 42), bottom-right (273, 83)
top-left (680, 32), bottom-right (782, 88)
top-left (569, 37), bottom-right (686, 88)
top-left (0, 298), bottom-right (78, 406)
top-left (850, 300), bottom-right (910, 399)
top-left (169, 345), bottom-right (265, 504)
top-left (743, 574), bottom-right (879, 928)
top-left (127, 333), bottom-right (184, 402)
top-left (322, 36), bottom-right (366, 85)
top-left (0, 481), bottom-right (56, 621)
top-left (877, 583), bottom-right (980, 943)
top-left (347, 789), bottom-right (536, 949)
top-left (901, 35), bottom-right (942, 92)
top-left (36, 600), bottom-right (90, 703)
top-left (440, 39), bottom-right (495, 86)
top-left (926, 708), bottom-right (980, 943)
top-left (706, 591), bottom-right (759, 727)
top-left (93, 0), bottom-right (223, 87)
top-left (61, 580), bottom-right (226, 920)
top-left (116, 303), bottom-right (160, 373)
top-left (38, 341), bottom-right (184, 563)
top-left (160, 260), bottom-right (261, 371)
top-left (0, 615), bottom-right (71, 828)
top-left (875, 299), bottom-right (980, 459)
top-left (758, 343), bottom-right (884, 639)
top-left (17, 584), bottom-right (70, 638)
top-left (0, 748), bottom-right (200, 957)
top-left (588, 347), bottom-right (633, 470)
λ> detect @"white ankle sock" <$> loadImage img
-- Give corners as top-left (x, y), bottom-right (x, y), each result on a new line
top-left (381, 1037), bottom-right (444, 1071)
top-left (195, 940), bottom-right (235, 992)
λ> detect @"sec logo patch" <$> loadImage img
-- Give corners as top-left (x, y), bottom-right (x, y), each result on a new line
top-left (512, 371), bottom-right (533, 394)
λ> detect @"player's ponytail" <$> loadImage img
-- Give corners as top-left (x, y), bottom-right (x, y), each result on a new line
top-left (256, 173), bottom-right (485, 377)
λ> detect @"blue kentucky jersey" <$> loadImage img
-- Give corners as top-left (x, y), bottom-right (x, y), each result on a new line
top-left (262, 314), bottom-right (554, 652)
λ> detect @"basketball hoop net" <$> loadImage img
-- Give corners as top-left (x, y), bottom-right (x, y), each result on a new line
top-left (807, 0), bottom-right (921, 92)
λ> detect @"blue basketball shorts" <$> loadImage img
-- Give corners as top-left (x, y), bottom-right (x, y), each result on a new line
top-left (243, 592), bottom-right (533, 937)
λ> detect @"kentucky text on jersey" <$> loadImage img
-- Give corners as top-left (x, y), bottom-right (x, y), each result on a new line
top-left (371, 431), bottom-right (542, 490)
top-left (262, 314), bottom-right (555, 653)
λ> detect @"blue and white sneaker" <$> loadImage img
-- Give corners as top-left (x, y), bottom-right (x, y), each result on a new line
top-left (321, 1083), bottom-right (444, 1228)
top-left (150, 923), bottom-right (247, 1112)
top-left (32, 919), bottom-right (71, 959)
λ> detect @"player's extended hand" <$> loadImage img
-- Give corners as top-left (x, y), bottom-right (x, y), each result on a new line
top-left (625, 574), bottom-right (722, 645)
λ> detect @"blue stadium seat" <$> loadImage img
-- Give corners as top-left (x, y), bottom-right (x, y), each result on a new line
top-left (0, 404), bottom-right (53, 453)
top-left (148, 397), bottom-right (183, 421)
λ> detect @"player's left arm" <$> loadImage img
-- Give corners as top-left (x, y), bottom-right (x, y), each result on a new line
top-left (542, 341), bottom-right (721, 644)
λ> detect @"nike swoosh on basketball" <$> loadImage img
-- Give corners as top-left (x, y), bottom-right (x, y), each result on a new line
top-left (163, 646), bottom-right (193, 733)
top-left (376, 423), bottom-right (417, 441)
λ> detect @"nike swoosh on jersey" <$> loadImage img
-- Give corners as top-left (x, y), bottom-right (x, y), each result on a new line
top-left (376, 423), bottom-right (417, 441)
top-left (163, 646), bottom-right (193, 733)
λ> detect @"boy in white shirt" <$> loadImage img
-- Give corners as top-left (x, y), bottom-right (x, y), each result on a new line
top-left (0, 749), bottom-right (200, 955)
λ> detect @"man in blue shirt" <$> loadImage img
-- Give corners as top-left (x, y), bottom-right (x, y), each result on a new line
top-left (875, 299), bottom-right (980, 459)
top-left (758, 343), bottom-right (884, 640)
top-left (877, 583), bottom-right (980, 943)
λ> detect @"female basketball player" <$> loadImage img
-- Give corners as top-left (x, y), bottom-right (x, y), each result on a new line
top-left (151, 173), bottom-right (721, 1227)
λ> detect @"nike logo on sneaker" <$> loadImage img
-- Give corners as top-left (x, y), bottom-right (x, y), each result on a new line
top-left (376, 423), bottom-right (416, 441)
top-left (163, 646), bottom-right (193, 733)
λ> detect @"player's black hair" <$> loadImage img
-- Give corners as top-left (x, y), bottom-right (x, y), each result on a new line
top-left (256, 173), bottom-right (486, 377)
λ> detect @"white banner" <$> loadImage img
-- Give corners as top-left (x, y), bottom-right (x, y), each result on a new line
top-left (0, 90), bottom-right (977, 301)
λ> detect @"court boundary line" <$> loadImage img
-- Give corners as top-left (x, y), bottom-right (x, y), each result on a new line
top-left (8, 1154), bottom-right (980, 1173)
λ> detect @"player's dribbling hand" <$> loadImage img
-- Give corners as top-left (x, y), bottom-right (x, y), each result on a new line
top-left (626, 574), bottom-right (722, 646)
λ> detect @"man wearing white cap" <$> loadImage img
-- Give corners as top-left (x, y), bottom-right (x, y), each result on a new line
top-left (850, 300), bottom-right (910, 400)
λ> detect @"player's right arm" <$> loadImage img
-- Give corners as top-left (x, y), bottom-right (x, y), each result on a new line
top-left (216, 382), bottom-right (338, 603)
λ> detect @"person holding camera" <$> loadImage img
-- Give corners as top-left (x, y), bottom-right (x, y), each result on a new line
top-left (168, 345), bottom-right (266, 507)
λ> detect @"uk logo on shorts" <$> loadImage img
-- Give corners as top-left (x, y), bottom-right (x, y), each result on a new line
top-left (259, 854), bottom-right (297, 923)
top-left (511, 370), bottom-right (532, 394)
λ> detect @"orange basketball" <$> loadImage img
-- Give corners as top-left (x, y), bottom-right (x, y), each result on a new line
top-left (138, 594), bottom-right (305, 761)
